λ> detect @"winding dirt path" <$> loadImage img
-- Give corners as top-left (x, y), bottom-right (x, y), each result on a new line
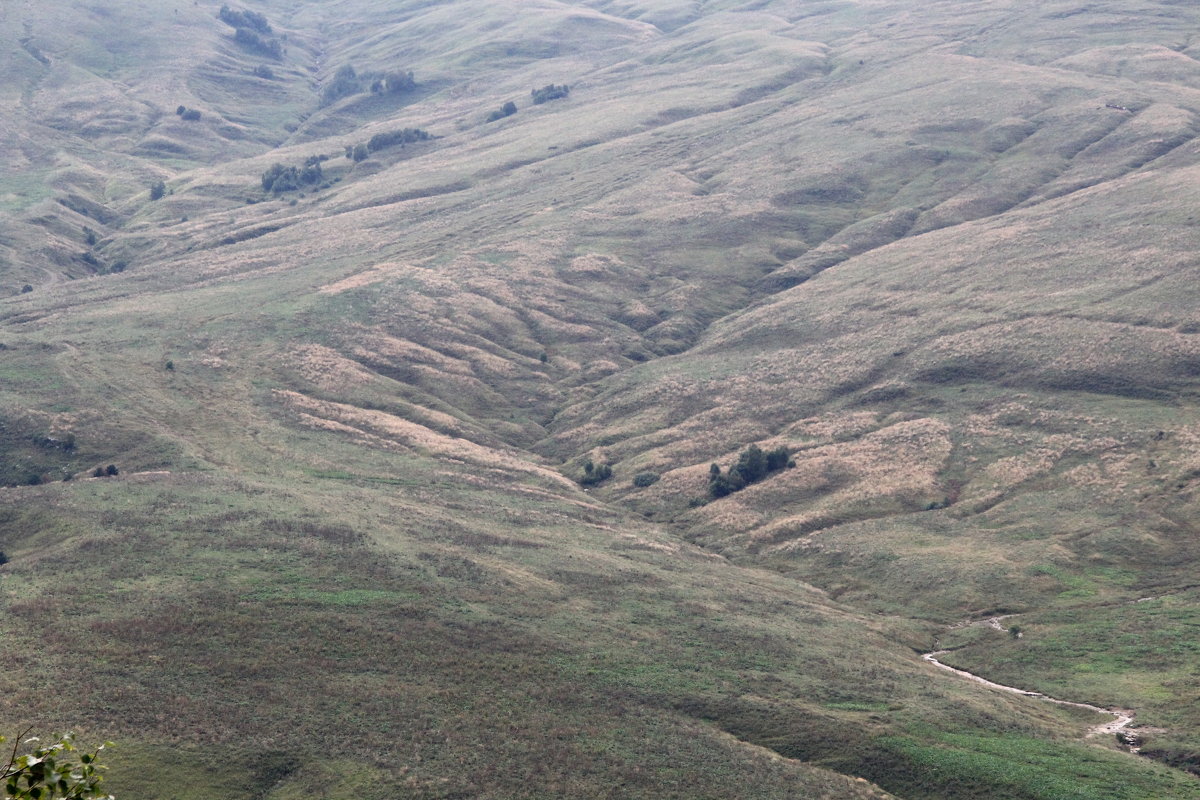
top-left (923, 617), bottom-right (1136, 742)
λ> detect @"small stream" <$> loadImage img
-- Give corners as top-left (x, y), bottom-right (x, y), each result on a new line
top-left (922, 617), bottom-right (1136, 742)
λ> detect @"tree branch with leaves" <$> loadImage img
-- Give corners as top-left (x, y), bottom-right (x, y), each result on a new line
top-left (2, 730), bottom-right (113, 800)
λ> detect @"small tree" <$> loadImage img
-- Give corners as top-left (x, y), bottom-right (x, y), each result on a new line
top-left (105, 465), bottom-right (118, 477)
top-left (149, 181), bottom-right (166, 201)
top-left (1, 731), bottom-right (113, 800)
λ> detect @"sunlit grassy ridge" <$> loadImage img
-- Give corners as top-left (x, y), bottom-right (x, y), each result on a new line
top-left (2, 0), bottom-right (1200, 797)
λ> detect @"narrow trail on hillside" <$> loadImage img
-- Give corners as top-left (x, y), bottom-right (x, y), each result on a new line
top-left (922, 616), bottom-right (1136, 742)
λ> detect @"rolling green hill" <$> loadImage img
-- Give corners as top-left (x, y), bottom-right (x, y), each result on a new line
top-left (3, 0), bottom-right (1200, 797)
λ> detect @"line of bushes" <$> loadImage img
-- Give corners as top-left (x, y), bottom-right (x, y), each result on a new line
top-left (532, 84), bottom-right (570, 104)
top-left (344, 127), bottom-right (432, 161)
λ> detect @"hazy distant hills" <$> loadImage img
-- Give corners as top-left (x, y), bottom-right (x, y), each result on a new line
top-left (3, 1), bottom-right (1200, 797)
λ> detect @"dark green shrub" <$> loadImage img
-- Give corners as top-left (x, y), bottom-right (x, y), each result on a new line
top-left (324, 66), bottom-right (414, 106)
top-left (262, 162), bottom-right (322, 193)
top-left (367, 127), bottom-right (431, 153)
top-left (176, 105), bottom-right (186, 115)
top-left (92, 467), bottom-right (104, 478)
top-left (532, 84), bottom-right (570, 104)
top-left (219, 4), bottom-right (271, 33)
top-left (149, 180), bottom-right (166, 200)
top-left (370, 70), bottom-right (415, 94)
top-left (181, 108), bottom-right (202, 121)
top-left (261, 163), bottom-right (285, 191)
top-left (0, 551), bottom-right (7, 565)
top-left (298, 162), bottom-right (322, 185)
top-left (632, 471), bottom-right (659, 488)
top-left (766, 445), bottom-right (790, 472)
top-left (321, 64), bottom-right (360, 105)
top-left (165, 360), bottom-right (175, 371)
top-left (253, 64), bottom-right (275, 79)
top-left (487, 101), bottom-right (518, 122)
top-left (20, 285), bottom-right (32, 294)
top-left (734, 444), bottom-right (767, 484)
top-left (384, 70), bottom-right (415, 93)
top-left (708, 474), bottom-right (733, 498)
top-left (105, 464), bottom-right (119, 476)
top-left (233, 27), bottom-right (282, 59)
top-left (83, 227), bottom-right (97, 246)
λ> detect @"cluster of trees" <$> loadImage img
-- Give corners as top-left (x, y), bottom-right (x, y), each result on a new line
top-left (321, 64), bottom-right (415, 106)
top-left (218, 6), bottom-right (282, 59)
top-left (175, 105), bottom-right (201, 121)
top-left (261, 157), bottom-right (324, 193)
top-left (344, 127), bottom-right (432, 161)
top-left (531, 84), bottom-right (570, 104)
top-left (579, 459), bottom-right (612, 486)
top-left (487, 101), bottom-right (518, 123)
top-left (707, 443), bottom-right (792, 499)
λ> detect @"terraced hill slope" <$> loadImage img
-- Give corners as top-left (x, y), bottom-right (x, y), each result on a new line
top-left (3, 0), bottom-right (1200, 797)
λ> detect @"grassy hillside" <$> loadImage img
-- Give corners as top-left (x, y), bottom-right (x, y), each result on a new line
top-left (3, 0), bottom-right (1200, 797)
